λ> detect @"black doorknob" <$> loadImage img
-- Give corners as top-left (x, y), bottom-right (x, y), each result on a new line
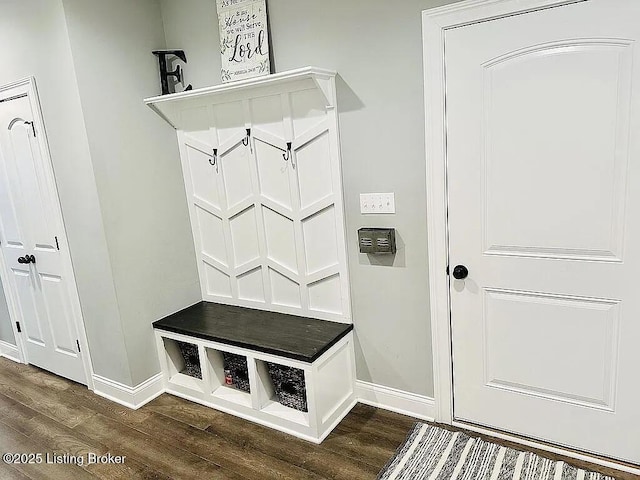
top-left (17, 256), bottom-right (27, 264)
top-left (452, 265), bottom-right (469, 280)
top-left (26, 255), bottom-right (35, 264)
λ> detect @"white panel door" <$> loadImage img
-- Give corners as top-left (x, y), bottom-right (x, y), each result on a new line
top-left (446, 0), bottom-right (640, 463)
top-left (0, 83), bottom-right (85, 384)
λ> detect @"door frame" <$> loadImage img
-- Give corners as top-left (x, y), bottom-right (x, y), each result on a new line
top-left (422, 0), bottom-right (640, 474)
top-left (0, 77), bottom-right (94, 389)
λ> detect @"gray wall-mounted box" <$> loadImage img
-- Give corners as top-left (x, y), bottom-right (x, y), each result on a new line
top-left (358, 228), bottom-right (396, 254)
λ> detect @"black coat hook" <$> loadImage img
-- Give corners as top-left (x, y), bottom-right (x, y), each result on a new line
top-left (282, 142), bottom-right (292, 161)
top-left (210, 149), bottom-right (219, 172)
top-left (242, 128), bottom-right (251, 147)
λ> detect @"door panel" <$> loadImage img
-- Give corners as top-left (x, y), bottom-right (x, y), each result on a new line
top-left (446, 0), bottom-right (640, 463)
top-left (0, 83), bottom-right (85, 384)
top-left (39, 273), bottom-right (77, 356)
top-left (9, 108), bottom-right (56, 250)
top-left (12, 268), bottom-right (44, 345)
top-left (0, 114), bottom-right (27, 252)
top-left (482, 40), bottom-right (631, 262)
top-left (483, 288), bottom-right (619, 410)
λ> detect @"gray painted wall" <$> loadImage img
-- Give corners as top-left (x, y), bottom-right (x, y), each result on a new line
top-left (0, 0), bottom-right (132, 383)
top-left (62, 0), bottom-right (201, 386)
top-left (0, 278), bottom-right (15, 346)
top-left (1, 0), bottom-right (201, 386)
top-left (160, 0), bottom-right (461, 396)
top-left (1, 0), bottom-right (462, 394)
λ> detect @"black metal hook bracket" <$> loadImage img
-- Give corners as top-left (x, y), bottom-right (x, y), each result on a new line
top-left (242, 128), bottom-right (251, 147)
top-left (210, 148), bottom-right (219, 172)
top-left (282, 142), bottom-right (292, 161)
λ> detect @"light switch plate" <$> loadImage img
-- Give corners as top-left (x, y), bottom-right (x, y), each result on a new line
top-left (360, 193), bottom-right (395, 214)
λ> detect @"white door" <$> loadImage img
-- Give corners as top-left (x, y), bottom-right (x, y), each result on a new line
top-left (446, 0), bottom-right (640, 464)
top-left (0, 81), bottom-right (86, 384)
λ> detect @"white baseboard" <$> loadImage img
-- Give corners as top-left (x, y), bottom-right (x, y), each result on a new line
top-left (92, 373), bottom-right (164, 410)
top-left (0, 340), bottom-right (22, 363)
top-left (356, 380), bottom-right (435, 421)
top-left (91, 374), bottom-right (434, 424)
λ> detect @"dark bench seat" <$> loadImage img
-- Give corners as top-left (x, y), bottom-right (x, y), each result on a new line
top-left (153, 301), bottom-right (354, 363)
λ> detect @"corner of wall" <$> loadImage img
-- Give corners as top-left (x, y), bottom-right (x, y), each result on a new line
top-left (63, 0), bottom-right (201, 388)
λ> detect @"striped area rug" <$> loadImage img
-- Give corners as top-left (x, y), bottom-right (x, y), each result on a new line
top-left (378, 423), bottom-right (615, 480)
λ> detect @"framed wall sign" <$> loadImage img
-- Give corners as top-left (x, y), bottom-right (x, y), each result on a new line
top-left (216, 0), bottom-right (271, 83)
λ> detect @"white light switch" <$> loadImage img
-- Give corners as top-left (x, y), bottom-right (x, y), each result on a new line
top-left (360, 193), bottom-right (395, 214)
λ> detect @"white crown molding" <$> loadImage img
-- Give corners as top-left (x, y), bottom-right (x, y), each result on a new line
top-left (92, 373), bottom-right (164, 410)
top-left (0, 340), bottom-right (22, 363)
top-left (356, 381), bottom-right (435, 421)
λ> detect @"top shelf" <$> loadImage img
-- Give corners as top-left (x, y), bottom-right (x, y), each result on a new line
top-left (144, 66), bottom-right (337, 129)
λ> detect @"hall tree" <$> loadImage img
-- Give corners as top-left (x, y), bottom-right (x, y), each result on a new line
top-left (2, 0), bottom-right (637, 476)
top-left (0, 0), bottom-right (437, 409)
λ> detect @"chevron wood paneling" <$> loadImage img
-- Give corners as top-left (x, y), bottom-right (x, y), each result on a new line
top-left (178, 88), bottom-right (350, 323)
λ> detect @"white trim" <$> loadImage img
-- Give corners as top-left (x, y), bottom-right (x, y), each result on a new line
top-left (422, 0), bottom-right (589, 426)
top-left (92, 373), bottom-right (164, 410)
top-left (422, 0), bottom-right (585, 25)
top-left (0, 340), bottom-right (23, 363)
top-left (355, 381), bottom-right (435, 421)
top-left (454, 421), bottom-right (640, 476)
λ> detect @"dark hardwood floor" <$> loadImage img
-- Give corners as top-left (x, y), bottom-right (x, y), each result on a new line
top-left (0, 357), bottom-right (635, 479)
top-left (0, 357), bottom-right (411, 479)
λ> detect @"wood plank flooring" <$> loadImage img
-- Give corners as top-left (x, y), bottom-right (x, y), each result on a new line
top-left (0, 358), bottom-right (635, 479)
top-left (0, 358), bottom-right (409, 479)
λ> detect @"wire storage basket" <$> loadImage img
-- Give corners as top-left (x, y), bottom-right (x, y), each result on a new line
top-left (176, 341), bottom-right (202, 379)
top-left (222, 352), bottom-right (251, 392)
top-left (266, 363), bottom-right (307, 412)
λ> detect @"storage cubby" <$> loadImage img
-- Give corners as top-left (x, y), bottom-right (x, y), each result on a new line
top-left (266, 362), bottom-right (307, 411)
top-left (254, 359), bottom-right (310, 426)
top-left (153, 302), bottom-right (356, 443)
top-left (205, 348), bottom-right (251, 408)
top-left (162, 337), bottom-right (204, 391)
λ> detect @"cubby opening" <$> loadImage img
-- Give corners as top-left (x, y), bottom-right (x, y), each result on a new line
top-left (205, 348), bottom-right (252, 407)
top-left (162, 337), bottom-right (203, 390)
top-left (255, 359), bottom-right (310, 426)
